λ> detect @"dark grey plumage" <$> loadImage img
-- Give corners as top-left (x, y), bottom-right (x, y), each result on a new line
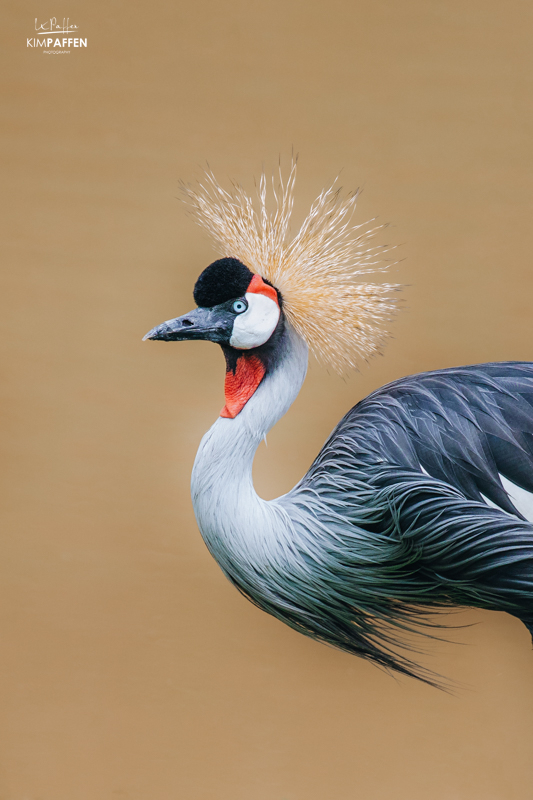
top-left (236, 362), bottom-right (533, 684)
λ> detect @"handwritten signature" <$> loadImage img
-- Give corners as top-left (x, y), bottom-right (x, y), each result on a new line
top-left (34, 18), bottom-right (79, 34)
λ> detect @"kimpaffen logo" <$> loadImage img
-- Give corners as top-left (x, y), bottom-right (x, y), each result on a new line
top-left (27, 18), bottom-right (87, 54)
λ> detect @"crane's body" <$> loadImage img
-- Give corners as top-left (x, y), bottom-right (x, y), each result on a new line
top-left (145, 165), bottom-right (533, 683)
top-left (191, 315), bottom-right (533, 680)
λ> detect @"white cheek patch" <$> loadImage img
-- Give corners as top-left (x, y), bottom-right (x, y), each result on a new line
top-left (229, 292), bottom-right (280, 349)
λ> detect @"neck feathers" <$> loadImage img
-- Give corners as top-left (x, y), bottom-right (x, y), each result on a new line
top-left (191, 323), bottom-right (308, 566)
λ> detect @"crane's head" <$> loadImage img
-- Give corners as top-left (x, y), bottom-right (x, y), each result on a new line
top-left (143, 257), bottom-right (284, 417)
top-left (144, 161), bottom-right (400, 417)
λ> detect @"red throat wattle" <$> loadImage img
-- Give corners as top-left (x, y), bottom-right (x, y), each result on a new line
top-left (221, 354), bottom-right (266, 418)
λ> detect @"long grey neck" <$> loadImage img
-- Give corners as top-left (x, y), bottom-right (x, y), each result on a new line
top-left (191, 323), bottom-right (308, 571)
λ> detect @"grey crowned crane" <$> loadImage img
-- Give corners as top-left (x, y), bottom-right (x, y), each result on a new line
top-left (144, 165), bottom-right (533, 685)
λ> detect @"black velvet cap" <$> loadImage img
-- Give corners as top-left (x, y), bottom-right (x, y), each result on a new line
top-left (193, 258), bottom-right (254, 308)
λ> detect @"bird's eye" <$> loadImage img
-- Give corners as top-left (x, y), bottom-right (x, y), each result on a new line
top-left (232, 299), bottom-right (248, 314)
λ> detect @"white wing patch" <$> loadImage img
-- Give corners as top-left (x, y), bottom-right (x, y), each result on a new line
top-left (500, 475), bottom-right (533, 524)
top-left (420, 463), bottom-right (533, 523)
top-left (230, 293), bottom-right (280, 350)
top-left (479, 476), bottom-right (533, 523)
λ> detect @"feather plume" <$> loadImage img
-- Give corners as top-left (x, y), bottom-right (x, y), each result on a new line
top-left (180, 160), bottom-right (400, 371)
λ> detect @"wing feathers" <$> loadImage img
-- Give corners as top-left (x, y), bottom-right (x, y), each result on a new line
top-left (276, 362), bottom-right (533, 680)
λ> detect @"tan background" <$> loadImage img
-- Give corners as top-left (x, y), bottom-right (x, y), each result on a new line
top-left (2, 0), bottom-right (533, 797)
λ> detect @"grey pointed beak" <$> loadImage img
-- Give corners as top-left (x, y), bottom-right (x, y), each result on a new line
top-left (143, 306), bottom-right (233, 343)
